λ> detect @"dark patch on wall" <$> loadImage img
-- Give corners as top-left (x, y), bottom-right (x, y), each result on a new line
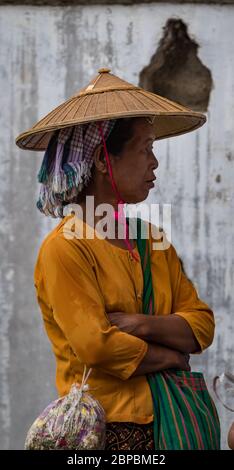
top-left (139, 19), bottom-right (213, 112)
top-left (226, 152), bottom-right (234, 161)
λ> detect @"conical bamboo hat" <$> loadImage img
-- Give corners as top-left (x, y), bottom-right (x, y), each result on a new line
top-left (15, 67), bottom-right (206, 151)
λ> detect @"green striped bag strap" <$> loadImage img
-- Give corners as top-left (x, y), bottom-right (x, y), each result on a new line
top-left (135, 218), bottom-right (159, 446)
top-left (136, 218), bottom-right (155, 316)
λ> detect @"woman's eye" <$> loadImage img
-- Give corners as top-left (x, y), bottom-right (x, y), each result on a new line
top-left (142, 145), bottom-right (153, 155)
top-left (146, 146), bottom-right (153, 153)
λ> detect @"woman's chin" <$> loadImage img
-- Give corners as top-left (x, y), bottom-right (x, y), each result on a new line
top-left (126, 191), bottom-right (150, 204)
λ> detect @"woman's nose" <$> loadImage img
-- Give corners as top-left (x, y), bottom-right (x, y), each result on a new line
top-left (149, 150), bottom-right (159, 170)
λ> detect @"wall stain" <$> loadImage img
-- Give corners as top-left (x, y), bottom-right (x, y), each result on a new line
top-left (139, 19), bottom-right (213, 111)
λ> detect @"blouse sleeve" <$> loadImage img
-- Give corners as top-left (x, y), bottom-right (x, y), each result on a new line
top-left (39, 235), bottom-right (148, 380)
top-left (165, 243), bottom-right (215, 352)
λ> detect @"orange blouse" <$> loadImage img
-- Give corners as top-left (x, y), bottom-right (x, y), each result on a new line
top-left (34, 214), bottom-right (215, 424)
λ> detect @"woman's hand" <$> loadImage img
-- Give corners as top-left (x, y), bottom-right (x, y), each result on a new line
top-left (132, 343), bottom-right (191, 377)
top-left (109, 312), bottom-right (198, 354)
top-left (108, 312), bottom-right (191, 374)
top-left (108, 312), bottom-right (146, 336)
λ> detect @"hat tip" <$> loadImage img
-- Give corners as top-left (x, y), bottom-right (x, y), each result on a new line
top-left (98, 67), bottom-right (111, 74)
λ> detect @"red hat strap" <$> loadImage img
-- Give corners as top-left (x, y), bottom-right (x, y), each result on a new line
top-left (97, 122), bottom-right (139, 261)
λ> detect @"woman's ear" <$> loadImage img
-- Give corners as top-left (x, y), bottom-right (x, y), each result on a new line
top-left (93, 144), bottom-right (108, 174)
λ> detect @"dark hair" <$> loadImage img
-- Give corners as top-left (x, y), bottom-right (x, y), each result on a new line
top-left (104, 118), bottom-right (138, 156)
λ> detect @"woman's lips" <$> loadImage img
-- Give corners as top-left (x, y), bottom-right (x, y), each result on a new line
top-left (146, 181), bottom-right (154, 188)
top-left (145, 176), bottom-right (156, 188)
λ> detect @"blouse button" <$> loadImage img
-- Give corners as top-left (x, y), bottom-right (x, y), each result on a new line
top-left (137, 293), bottom-right (142, 299)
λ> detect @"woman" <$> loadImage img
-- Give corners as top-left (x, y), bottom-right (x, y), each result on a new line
top-left (228, 422), bottom-right (234, 450)
top-left (16, 68), bottom-right (219, 450)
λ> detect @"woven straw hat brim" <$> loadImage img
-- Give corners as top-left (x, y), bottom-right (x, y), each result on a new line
top-left (15, 69), bottom-right (206, 151)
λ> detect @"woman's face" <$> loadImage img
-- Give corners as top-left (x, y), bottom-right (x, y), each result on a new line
top-left (109, 118), bottom-right (158, 204)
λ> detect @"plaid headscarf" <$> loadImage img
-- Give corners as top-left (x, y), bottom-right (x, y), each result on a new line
top-left (37, 120), bottom-right (116, 218)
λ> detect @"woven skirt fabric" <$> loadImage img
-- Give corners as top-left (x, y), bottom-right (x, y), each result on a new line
top-left (105, 422), bottom-right (154, 451)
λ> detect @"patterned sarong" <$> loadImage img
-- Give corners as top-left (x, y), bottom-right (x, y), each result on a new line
top-left (105, 422), bottom-right (154, 451)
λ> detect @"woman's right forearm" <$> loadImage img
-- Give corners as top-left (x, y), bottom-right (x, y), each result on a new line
top-left (131, 343), bottom-right (190, 377)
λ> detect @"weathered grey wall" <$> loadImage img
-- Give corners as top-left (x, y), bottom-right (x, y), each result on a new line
top-left (0, 3), bottom-right (233, 449)
top-left (1, 0), bottom-right (234, 5)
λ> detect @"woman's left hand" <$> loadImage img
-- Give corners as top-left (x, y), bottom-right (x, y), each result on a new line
top-left (108, 312), bottom-right (147, 337)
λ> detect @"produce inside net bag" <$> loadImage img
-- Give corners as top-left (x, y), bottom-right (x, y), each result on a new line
top-left (25, 367), bottom-right (106, 450)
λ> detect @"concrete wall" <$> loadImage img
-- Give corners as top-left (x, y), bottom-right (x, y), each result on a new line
top-left (1, 0), bottom-right (234, 5)
top-left (0, 3), bottom-right (233, 449)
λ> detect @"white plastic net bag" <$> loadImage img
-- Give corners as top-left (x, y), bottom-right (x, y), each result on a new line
top-left (25, 367), bottom-right (106, 450)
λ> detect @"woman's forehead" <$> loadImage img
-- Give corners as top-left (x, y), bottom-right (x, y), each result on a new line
top-left (128, 119), bottom-right (155, 147)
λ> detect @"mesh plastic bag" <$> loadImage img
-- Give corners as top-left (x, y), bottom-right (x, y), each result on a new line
top-left (25, 367), bottom-right (106, 450)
